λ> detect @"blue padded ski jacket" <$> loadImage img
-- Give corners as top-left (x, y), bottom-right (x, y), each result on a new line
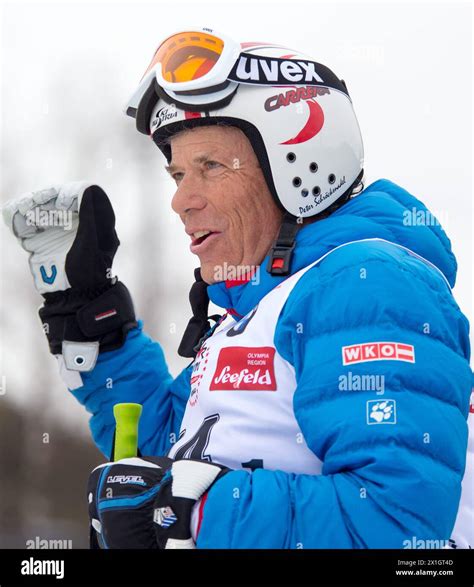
top-left (71, 179), bottom-right (472, 548)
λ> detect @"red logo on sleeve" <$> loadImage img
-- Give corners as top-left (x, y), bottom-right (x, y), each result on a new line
top-left (210, 346), bottom-right (277, 391)
top-left (342, 342), bottom-right (415, 365)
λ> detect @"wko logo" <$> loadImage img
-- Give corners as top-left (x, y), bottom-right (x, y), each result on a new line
top-left (342, 342), bottom-right (415, 365)
top-left (210, 346), bottom-right (276, 391)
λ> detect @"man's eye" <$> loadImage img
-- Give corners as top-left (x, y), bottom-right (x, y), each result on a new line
top-left (172, 172), bottom-right (184, 182)
top-left (205, 161), bottom-right (222, 170)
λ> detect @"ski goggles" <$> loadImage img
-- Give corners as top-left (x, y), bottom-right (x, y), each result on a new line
top-left (125, 28), bottom-right (241, 127)
top-left (125, 26), bottom-right (350, 134)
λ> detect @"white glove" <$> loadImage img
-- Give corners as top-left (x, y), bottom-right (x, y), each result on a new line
top-left (2, 182), bottom-right (134, 379)
top-left (2, 181), bottom-right (93, 294)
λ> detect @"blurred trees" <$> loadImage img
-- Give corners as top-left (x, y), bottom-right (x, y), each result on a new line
top-left (0, 398), bottom-right (103, 548)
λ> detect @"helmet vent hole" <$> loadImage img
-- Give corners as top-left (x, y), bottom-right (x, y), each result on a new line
top-left (287, 152), bottom-right (296, 163)
top-left (309, 162), bottom-right (318, 173)
top-left (292, 177), bottom-right (302, 187)
top-left (328, 174), bottom-right (336, 184)
top-left (301, 189), bottom-right (309, 198)
top-left (312, 186), bottom-right (321, 196)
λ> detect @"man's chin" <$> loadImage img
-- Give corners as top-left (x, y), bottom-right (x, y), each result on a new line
top-left (200, 258), bottom-right (239, 285)
top-left (200, 262), bottom-right (220, 285)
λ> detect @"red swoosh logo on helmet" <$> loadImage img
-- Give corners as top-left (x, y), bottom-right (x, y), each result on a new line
top-left (280, 99), bottom-right (324, 145)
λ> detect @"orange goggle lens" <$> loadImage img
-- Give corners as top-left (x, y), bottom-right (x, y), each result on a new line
top-left (144, 31), bottom-right (225, 83)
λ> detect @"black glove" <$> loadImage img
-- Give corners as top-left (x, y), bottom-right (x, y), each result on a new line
top-left (87, 457), bottom-right (230, 549)
top-left (88, 456), bottom-right (173, 549)
top-left (63, 184), bottom-right (120, 291)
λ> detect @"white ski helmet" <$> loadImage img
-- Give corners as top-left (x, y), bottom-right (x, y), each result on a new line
top-left (126, 27), bottom-right (364, 220)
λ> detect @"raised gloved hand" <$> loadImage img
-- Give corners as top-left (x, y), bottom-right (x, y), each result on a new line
top-left (2, 183), bottom-right (137, 372)
top-left (87, 457), bottom-right (229, 549)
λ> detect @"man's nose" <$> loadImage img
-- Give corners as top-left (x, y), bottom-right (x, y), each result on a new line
top-left (171, 173), bottom-right (207, 215)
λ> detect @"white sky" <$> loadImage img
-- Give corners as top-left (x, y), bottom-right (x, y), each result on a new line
top-left (0, 0), bottom-right (472, 431)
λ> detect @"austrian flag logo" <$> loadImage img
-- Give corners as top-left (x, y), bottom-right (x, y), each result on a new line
top-left (210, 346), bottom-right (276, 391)
top-left (342, 342), bottom-right (415, 365)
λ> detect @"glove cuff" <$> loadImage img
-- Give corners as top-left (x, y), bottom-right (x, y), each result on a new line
top-left (39, 280), bottom-right (137, 367)
top-left (153, 460), bottom-right (230, 549)
top-left (170, 460), bottom-right (227, 500)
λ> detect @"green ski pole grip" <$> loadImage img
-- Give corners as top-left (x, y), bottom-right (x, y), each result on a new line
top-left (113, 403), bottom-right (142, 461)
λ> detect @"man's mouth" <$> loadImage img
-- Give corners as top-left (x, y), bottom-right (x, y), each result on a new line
top-left (191, 230), bottom-right (213, 246)
top-left (188, 229), bottom-right (222, 254)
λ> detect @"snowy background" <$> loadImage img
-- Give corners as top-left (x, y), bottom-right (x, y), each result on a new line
top-left (0, 0), bottom-right (472, 546)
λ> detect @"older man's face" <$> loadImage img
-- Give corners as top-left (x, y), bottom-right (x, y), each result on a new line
top-left (167, 125), bottom-right (283, 284)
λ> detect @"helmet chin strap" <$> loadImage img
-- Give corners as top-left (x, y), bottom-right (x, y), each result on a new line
top-left (266, 169), bottom-right (365, 276)
top-left (266, 212), bottom-right (303, 277)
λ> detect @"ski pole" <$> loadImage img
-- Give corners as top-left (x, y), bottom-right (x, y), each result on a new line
top-left (112, 403), bottom-right (142, 461)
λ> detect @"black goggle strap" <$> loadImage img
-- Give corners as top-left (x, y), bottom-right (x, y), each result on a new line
top-left (228, 54), bottom-right (350, 97)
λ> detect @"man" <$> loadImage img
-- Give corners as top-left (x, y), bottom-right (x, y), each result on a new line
top-left (3, 28), bottom-right (472, 549)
